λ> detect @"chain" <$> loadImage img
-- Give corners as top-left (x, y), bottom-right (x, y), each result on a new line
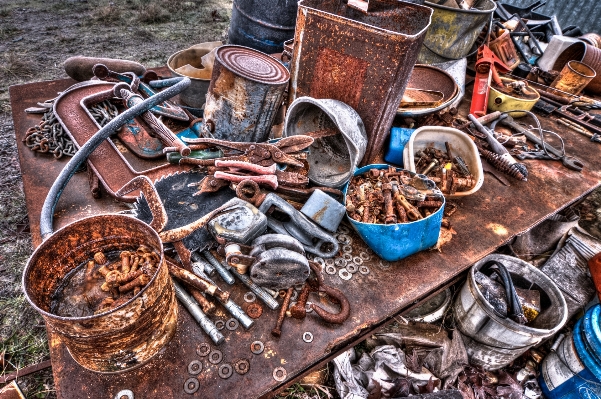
top-left (23, 99), bottom-right (119, 159)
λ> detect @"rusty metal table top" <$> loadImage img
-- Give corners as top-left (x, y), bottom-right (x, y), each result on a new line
top-left (10, 77), bottom-right (601, 399)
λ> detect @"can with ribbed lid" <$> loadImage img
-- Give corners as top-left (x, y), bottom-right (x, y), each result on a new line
top-left (203, 45), bottom-right (290, 143)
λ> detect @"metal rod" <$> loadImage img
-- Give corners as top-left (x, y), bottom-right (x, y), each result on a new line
top-left (192, 264), bottom-right (254, 330)
top-left (191, 250), bottom-right (216, 276)
top-left (173, 281), bottom-right (224, 345)
top-left (233, 270), bottom-right (280, 310)
top-left (202, 250), bottom-right (235, 285)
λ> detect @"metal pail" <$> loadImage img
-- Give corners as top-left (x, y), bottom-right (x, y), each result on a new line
top-left (228, 0), bottom-right (298, 54)
top-left (22, 214), bottom-right (177, 373)
top-left (453, 254), bottom-right (568, 370)
top-left (343, 164), bottom-right (444, 262)
top-left (204, 45), bottom-right (290, 143)
top-left (553, 42), bottom-right (601, 95)
top-left (288, 0), bottom-right (433, 165)
top-left (418, 0), bottom-right (497, 64)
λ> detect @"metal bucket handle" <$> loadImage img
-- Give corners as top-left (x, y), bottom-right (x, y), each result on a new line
top-left (39, 77), bottom-right (191, 240)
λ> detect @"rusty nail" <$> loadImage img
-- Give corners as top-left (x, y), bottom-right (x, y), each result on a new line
top-left (272, 288), bottom-right (294, 337)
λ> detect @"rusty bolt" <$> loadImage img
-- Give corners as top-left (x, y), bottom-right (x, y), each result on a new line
top-left (290, 284), bottom-right (311, 319)
top-left (272, 288), bottom-right (294, 337)
top-left (118, 274), bottom-right (150, 293)
top-left (94, 252), bottom-right (107, 265)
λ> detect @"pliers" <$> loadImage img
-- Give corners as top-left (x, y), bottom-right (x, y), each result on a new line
top-left (180, 136), bottom-right (314, 168)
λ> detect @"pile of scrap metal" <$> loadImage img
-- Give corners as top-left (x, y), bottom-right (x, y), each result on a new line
top-left (16, 0), bottom-right (601, 396)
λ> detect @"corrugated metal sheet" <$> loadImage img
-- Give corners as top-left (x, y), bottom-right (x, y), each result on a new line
top-left (498, 0), bottom-right (601, 35)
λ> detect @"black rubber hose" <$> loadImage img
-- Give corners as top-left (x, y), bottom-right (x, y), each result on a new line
top-left (483, 260), bottom-right (527, 324)
top-left (39, 77), bottom-right (191, 240)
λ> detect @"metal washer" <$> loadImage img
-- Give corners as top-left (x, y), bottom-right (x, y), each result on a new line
top-left (243, 292), bottom-right (256, 303)
top-left (250, 340), bottom-right (264, 355)
top-left (208, 349), bottom-right (223, 364)
top-left (334, 257), bottom-right (347, 268)
top-left (291, 289), bottom-right (299, 301)
top-left (305, 302), bottom-right (313, 313)
top-left (218, 363), bottom-right (233, 379)
top-left (343, 253), bottom-right (353, 261)
top-left (114, 390), bottom-right (134, 399)
top-left (342, 245), bottom-right (353, 254)
top-left (303, 332), bottom-right (314, 343)
top-left (346, 264), bottom-right (358, 274)
top-left (339, 269), bottom-right (352, 280)
top-left (187, 360), bottom-right (203, 375)
top-left (359, 265), bottom-right (370, 275)
top-left (215, 320), bottom-right (225, 330)
top-left (352, 256), bottom-right (363, 265)
top-left (183, 378), bottom-right (199, 394)
top-left (325, 265), bottom-right (336, 275)
top-left (359, 251), bottom-right (370, 260)
top-left (338, 225), bottom-right (350, 234)
top-left (233, 359), bottom-right (250, 375)
top-left (325, 258), bottom-right (335, 267)
top-left (313, 257), bottom-right (325, 266)
top-left (337, 234), bottom-right (352, 245)
top-left (379, 259), bottom-right (391, 270)
top-left (196, 343), bottom-right (211, 357)
top-left (226, 318), bottom-right (239, 331)
top-left (273, 366), bottom-right (287, 382)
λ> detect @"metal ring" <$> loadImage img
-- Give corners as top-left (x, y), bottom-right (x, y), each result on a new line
top-left (339, 268), bottom-right (352, 280)
top-left (291, 290), bottom-right (299, 301)
top-left (250, 340), bottom-right (264, 355)
top-left (342, 245), bottom-right (353, 254)
top-left (305, 302), bottom-right (313, 313)
top-left (215, 320), bottom-right (225, 330)
top-left (352, 256), bottom-right (363, 265)
top-left (273, 366), bottom-right (287, 382)
top-left (209, 349), bottom-right (223, 364)
top-left (337, 234), bottom-right (352, 245)
top-left (346, 264), bottom-right (358, 274)
top-left (114, 390), bottom-right (134, 399)
top-left (218, 363), bottom-right (233, 379)
top-left (313, 257), bottom-right (325, 266)
top-left (338, 225), bottom-right (350, 234)
top-left (325, 265), bottom-right (336, 275)
top-left (183, 378), bottom-right (199, 394)
top-left (233, 359), bottom-right (250, 375)
top-left (334, 257), bottom-right (347, 268)
top-left (325, 258), bottom-right (335, 266)
top-left (226, 318), bottom-right (239, 331)
top-left (246, 303), bottom-right (263, 319)
top-left (343, 253), bottom-right (353, 261)
top-left (196, 343), bottom-right (211, 357)
top-left (188, 360), bottom-right (203, 375)
top-left (244, 292), bottom-right (256, 303)
top-left (303, 332), bottom-right (313, 343)
top-left (379, 259), bottom-right (391, 270)
top-left (359, 265), bottom-right (370, 275)
top-left (359, 251), bottom-right (370, 260)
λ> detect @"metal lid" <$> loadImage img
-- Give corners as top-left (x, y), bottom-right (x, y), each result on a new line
top-left (216, 45), bottom-right (289, 85)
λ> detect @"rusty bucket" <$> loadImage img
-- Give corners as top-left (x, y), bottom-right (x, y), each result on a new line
top-left (553, 42), bottom-right (601, 95)
top-left (203, 45), bottom-right (290, 143)
top-left (22, 214), bottom-right (177, 373)
top-left (288, 0), bottom-right (432, 165)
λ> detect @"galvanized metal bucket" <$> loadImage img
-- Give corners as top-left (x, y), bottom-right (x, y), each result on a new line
top-left (228, 0), bottom-right (298, 54)
top-left (418, 0), bottom-right (496, 64)
top-left (22, 214), bottom-right (177, 373)
top-left (203, 45), bottom-right (290, 143)
top-left (453, 254), bottom-right (567, 370)
top-left (285, 96), bottom-right (368, 188)
top-left (288, 0), bottom-right (433, 165)
top-left (343, 164), bottom-right (444, 262)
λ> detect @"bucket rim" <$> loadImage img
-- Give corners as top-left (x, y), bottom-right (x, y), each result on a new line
top-left (22, 214), bottom-right (165, 322)
top-left (167, 49), bottom-right (212, 82)
top-left (298, 0), bottom-right (433, 39)
top-left (424, 0), bottom-right (497, 14)
top-left (468, 253), bottom-right (568, 336)
top-left (342, 163), bottom-right (446, 227)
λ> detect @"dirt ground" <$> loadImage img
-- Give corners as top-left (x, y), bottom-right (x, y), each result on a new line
top-left (2, 1), bottom-right (601, 398)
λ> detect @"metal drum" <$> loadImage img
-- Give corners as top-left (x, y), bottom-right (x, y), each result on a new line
top-left (228, 0), bottom-right (298, 54)
top-left (203, 45), bottom-right (290, 143)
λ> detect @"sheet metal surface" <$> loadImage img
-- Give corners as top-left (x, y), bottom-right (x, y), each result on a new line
top-left (10, 78), bottom-right (601, 398)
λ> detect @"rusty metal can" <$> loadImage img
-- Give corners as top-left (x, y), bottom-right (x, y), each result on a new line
top-left (22, 215), bottom-right (177, 373)
top-left (550, 60), bottom-right (597, 98)
top-left (203, 45), bottom-right (290, 143)
top-left (288, 0), bottom-right (432, 165)
top-left (554, 41), bottom-right (601, 95)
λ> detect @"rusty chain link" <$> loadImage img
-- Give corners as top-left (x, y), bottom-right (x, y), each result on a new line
top-left (23, 99), bottom-right (118, 159)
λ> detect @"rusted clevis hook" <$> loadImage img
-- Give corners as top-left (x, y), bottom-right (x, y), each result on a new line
top-left (307, 261), bottom-right (350, 324)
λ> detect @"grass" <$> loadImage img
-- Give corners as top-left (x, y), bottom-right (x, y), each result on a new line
top-left (0, 51), bottom-right (37, 80)
top-left (92, 3), bottom-right (122, 24)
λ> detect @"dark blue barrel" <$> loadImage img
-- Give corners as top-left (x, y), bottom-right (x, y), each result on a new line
top-left (228, 0), bottom-right (298, 54)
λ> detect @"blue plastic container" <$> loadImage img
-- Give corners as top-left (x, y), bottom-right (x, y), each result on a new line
top-left (540, 305), bottom-right (601, 398)
top-left (384, 127), bottom-right (414, 166)
top-left (343, 164), bottom-right (444, 262)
